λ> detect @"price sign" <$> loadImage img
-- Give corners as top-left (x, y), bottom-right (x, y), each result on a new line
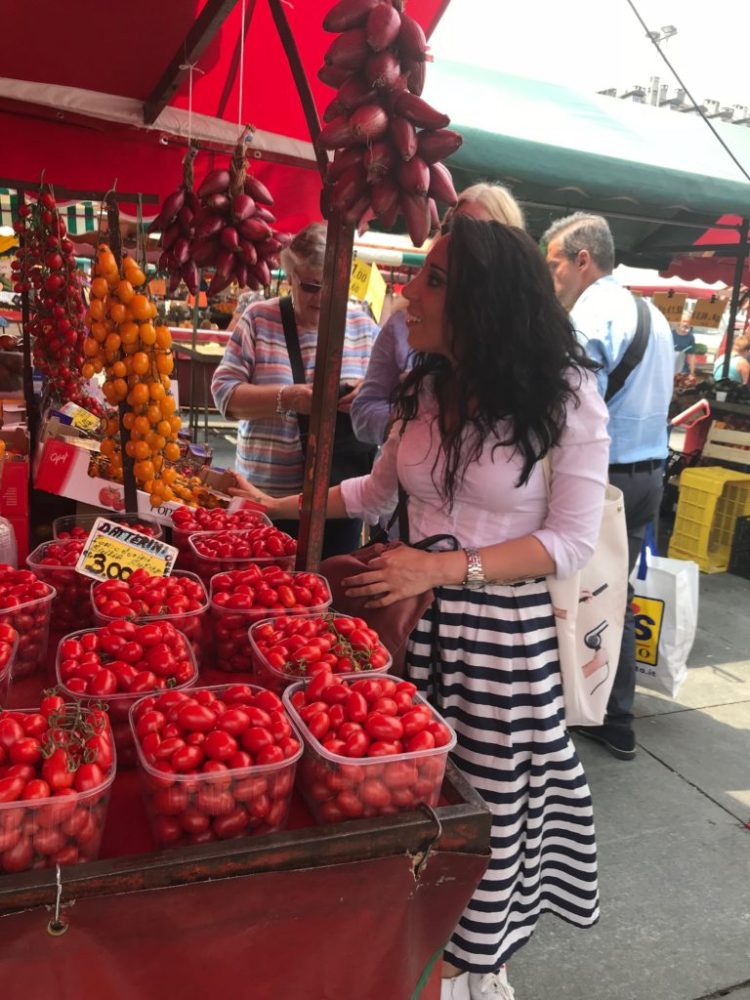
top-left (689, 298), bottom-right (727, 330)
top-left (349, 259), bottom-right (387, 322)
top-left (75, 518), bottom-right (178, 582)
top-left (652, 292), bottom-right (686, 324)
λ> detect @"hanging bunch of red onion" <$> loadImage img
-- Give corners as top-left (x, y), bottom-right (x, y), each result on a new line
top-left (151, 135), bottom-right (285, 297)
top-left (318, 0), bottom-right (463, 246)
top-left (149, 148), bottom-right (201, 297)
top-left (11, 189), bottom-right (104, 415)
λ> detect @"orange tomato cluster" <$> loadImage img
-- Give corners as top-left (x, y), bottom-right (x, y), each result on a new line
top-left (83, 246), bottom-right (189, 506)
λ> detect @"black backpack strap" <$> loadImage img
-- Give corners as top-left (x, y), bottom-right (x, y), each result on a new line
top-left (605, 296), bottom-right (652, 402)
top-left (279, 295), bottom-right (309, 458)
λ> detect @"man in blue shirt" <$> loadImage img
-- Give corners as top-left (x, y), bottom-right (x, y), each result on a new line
top-left (544, 212), bottom-right (674, 760)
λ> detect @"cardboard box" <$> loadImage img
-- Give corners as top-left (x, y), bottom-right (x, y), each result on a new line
top-left (34, 437), bottom-right (236, 526)
top-left (0, 458), bottom-right (29, 516)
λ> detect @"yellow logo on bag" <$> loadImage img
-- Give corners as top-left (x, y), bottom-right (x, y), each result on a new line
top-left (633, 595), bottom-right (665, 667)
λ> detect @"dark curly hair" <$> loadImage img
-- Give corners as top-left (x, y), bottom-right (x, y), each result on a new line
top-left (394, 216), bottom-right (598, 506)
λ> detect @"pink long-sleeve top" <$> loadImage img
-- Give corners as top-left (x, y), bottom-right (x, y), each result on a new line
top-left (340, 369), bottom-right (610, 581)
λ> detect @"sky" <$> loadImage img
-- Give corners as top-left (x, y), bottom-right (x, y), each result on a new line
top-left (430, 0), bottom-right (750, 111)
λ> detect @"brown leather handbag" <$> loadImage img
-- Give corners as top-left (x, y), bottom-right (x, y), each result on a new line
top-left (320, 533), bottom-right (458, 678)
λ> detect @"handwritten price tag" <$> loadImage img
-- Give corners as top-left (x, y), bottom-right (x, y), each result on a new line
top-left (75, 518), bottom-right (178, 582)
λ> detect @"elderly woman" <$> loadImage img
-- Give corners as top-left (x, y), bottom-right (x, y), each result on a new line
top-left (211, 222), bottom-right (379, 556)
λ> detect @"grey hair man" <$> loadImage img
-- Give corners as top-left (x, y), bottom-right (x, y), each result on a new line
top-left (543, 212), bottom-right (674, 760)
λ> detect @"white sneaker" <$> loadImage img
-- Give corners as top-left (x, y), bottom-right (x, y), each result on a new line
top-left (441, 971), bottom-right (471, 1000)
top-left (469, 966), bottom-right (515, 1000)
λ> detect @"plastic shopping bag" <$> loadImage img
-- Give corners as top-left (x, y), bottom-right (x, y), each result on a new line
top-left (632, 524), bottom-right (699, 698)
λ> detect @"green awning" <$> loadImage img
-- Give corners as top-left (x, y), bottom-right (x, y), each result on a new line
top-left (425, 62), bottom-right (750, 267)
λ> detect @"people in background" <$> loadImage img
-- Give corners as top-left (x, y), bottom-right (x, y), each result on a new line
top-left (350, 182), bottom-right (526, 447)
top-left (713, 333), bottom-right (750, 384)
top-left (672, 318), bottom-right (696, 374)
top-left (544, 211), bottom-right (674, 762)
top-left (232, 217), bottom-right (609, 1000)
top-left (211, 222), bottom-right (378, 557)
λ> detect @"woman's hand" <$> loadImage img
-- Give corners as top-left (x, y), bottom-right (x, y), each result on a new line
top-left (342, 546), bottom-right (442, 607)
top-left (228, 474), bottom-right (276, 509)
top-left (337, 379), bottom-right (363, 413)
top-left (284, 385), bottom-right (314, 414)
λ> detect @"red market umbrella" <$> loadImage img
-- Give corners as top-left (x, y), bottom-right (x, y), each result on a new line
top-left (663, 214), bottom-right (750, 287)
top-left (0, 0), bottom-right (451, 231)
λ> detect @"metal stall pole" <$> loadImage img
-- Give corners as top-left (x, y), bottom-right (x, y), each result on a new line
top-left (296, 215), bottom-right (355, 571)
top-left (720, 218), bottom-right (750, 379)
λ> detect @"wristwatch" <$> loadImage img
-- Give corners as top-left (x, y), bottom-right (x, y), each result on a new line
top-left (462, 547), bottom-right (486, 588)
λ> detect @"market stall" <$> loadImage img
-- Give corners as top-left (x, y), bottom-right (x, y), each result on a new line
top-left (0, 4), bottom-right (496, 997)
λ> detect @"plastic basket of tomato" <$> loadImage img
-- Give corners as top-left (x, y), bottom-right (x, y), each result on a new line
top-left (283, 672), bottom-right (456, 825)
top-left (55, 620), bottom-right (198, 767)
top-left (90, 569), bottom-right (209, 662)
top-left (188, 527), bottom-right (297, 585)
top-left (209, 567), bottom-right (332, 673)
top-left (0, 624), bottom-right (19, 707)
top-left (53, 512), bottom-right (164, 541)
top-left (171, 505), bottom-right (271, 571)
top-left (0, 698), bottom-right (116, 874)
top-left (0, 565), bottom-right (56, 680)
top-left (249, 612), bottom-right (392, 693)
top-left (129, 683), bottom-right (302, 848)
top-left (27, 539), bottom-right (95, 634)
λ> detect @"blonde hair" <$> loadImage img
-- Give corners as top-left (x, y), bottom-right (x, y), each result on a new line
top-left (456, 182), bottom-right (525, 229)
top-left (280, 222), bottom-right (327, 276)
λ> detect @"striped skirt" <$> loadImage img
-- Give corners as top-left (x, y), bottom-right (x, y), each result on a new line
top-left (406, 579), bottom-right (599, 973)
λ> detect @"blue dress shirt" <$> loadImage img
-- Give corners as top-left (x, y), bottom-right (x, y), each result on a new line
top-left (570, 276), bottom-right (673, 464)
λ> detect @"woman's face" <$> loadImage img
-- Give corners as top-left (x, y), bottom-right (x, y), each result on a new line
top-left (290, 259), bottom-right (324, 329)
top-left (403, 235), bottom-right (452, 358)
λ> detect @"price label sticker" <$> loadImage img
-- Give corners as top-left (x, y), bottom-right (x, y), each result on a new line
top-left (75, 518), bottom-right (178, 582)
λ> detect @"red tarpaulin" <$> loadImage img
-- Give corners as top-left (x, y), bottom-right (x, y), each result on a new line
top-left (0, 0), bottom-right (451, 231)
top-left (663, 214), bottom-right (750, 287)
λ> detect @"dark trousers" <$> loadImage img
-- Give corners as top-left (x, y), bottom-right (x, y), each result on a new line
top-left (275, 518), bottom-right (363, 560)
top-left (605, 465), bottom-right (664, 731)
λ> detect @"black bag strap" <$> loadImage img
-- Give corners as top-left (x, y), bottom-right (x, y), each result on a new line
top-left (279, 295), bottom-right (309, 458)
top-left (605, 295), bottom-right (651, 403)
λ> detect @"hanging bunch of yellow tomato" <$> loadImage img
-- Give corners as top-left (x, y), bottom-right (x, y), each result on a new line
top-left (83, 245), bottom-right (185, 507)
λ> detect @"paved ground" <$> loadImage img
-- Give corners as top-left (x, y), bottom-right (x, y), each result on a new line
top-left (511, 568), bottom-right (750, 1000)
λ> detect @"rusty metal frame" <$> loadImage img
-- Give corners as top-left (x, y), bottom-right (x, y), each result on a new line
top-left (0, 761), bottom-right (490, 916)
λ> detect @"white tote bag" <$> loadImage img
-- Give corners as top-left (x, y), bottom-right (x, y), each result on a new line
top-left (631, 526), bottom-right (699, 698)
top-left (543, 463), bottom-right (630, 726)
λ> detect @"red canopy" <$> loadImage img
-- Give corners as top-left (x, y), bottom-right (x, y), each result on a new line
top-left (0, 0), bottom-right (450, 231)
top-left (663, 214), bottom-right (750, 287)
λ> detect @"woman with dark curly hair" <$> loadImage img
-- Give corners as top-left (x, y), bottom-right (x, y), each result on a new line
top-left (232, 217), bottom-right (609, 1000)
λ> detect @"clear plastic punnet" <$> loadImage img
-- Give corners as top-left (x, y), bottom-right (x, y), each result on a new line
top-left (249, 612), bottom-right (392, 693)
top-left (27, 541), bottom-right (95, 634)
top-left (0, 707), bottom-right (116, 875)
top-left (208, 570), bottom-right (332, 674)
top-left (129, 684), bottom-right (303, 848)
top-left (187, 528), bottom-right (296, 585)
top-left (56, 624), bottom-right (198, 768)
top-left (90, 570), bottom-right (210, 664)
top-left (283, 673), bottom-right (456, 824)
top-left (0, 580), bottom-right (56, 680)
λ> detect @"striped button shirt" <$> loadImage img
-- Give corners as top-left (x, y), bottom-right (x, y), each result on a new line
top-left (211, 297), bottom-right (378, 495)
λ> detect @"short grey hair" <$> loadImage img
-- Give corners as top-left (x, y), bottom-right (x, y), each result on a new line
top-left (542, 212), bottom-right (615, 273)
top-left (280, 222), bottom-right (327, 276)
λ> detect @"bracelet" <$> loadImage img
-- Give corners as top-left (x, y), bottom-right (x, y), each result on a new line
top-left (462, 547), bottom-right (486, 588)
top-left (275, 386), bottom-right (292, 416)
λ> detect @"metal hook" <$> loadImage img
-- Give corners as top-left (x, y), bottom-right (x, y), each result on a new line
top-left (410, 802), bottom-right (444, 879)
top-left (47, 864), bottom-right (69, 936)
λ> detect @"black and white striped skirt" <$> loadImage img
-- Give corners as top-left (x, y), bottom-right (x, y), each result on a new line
top-left (406, 579), bottom-right (599, 974)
